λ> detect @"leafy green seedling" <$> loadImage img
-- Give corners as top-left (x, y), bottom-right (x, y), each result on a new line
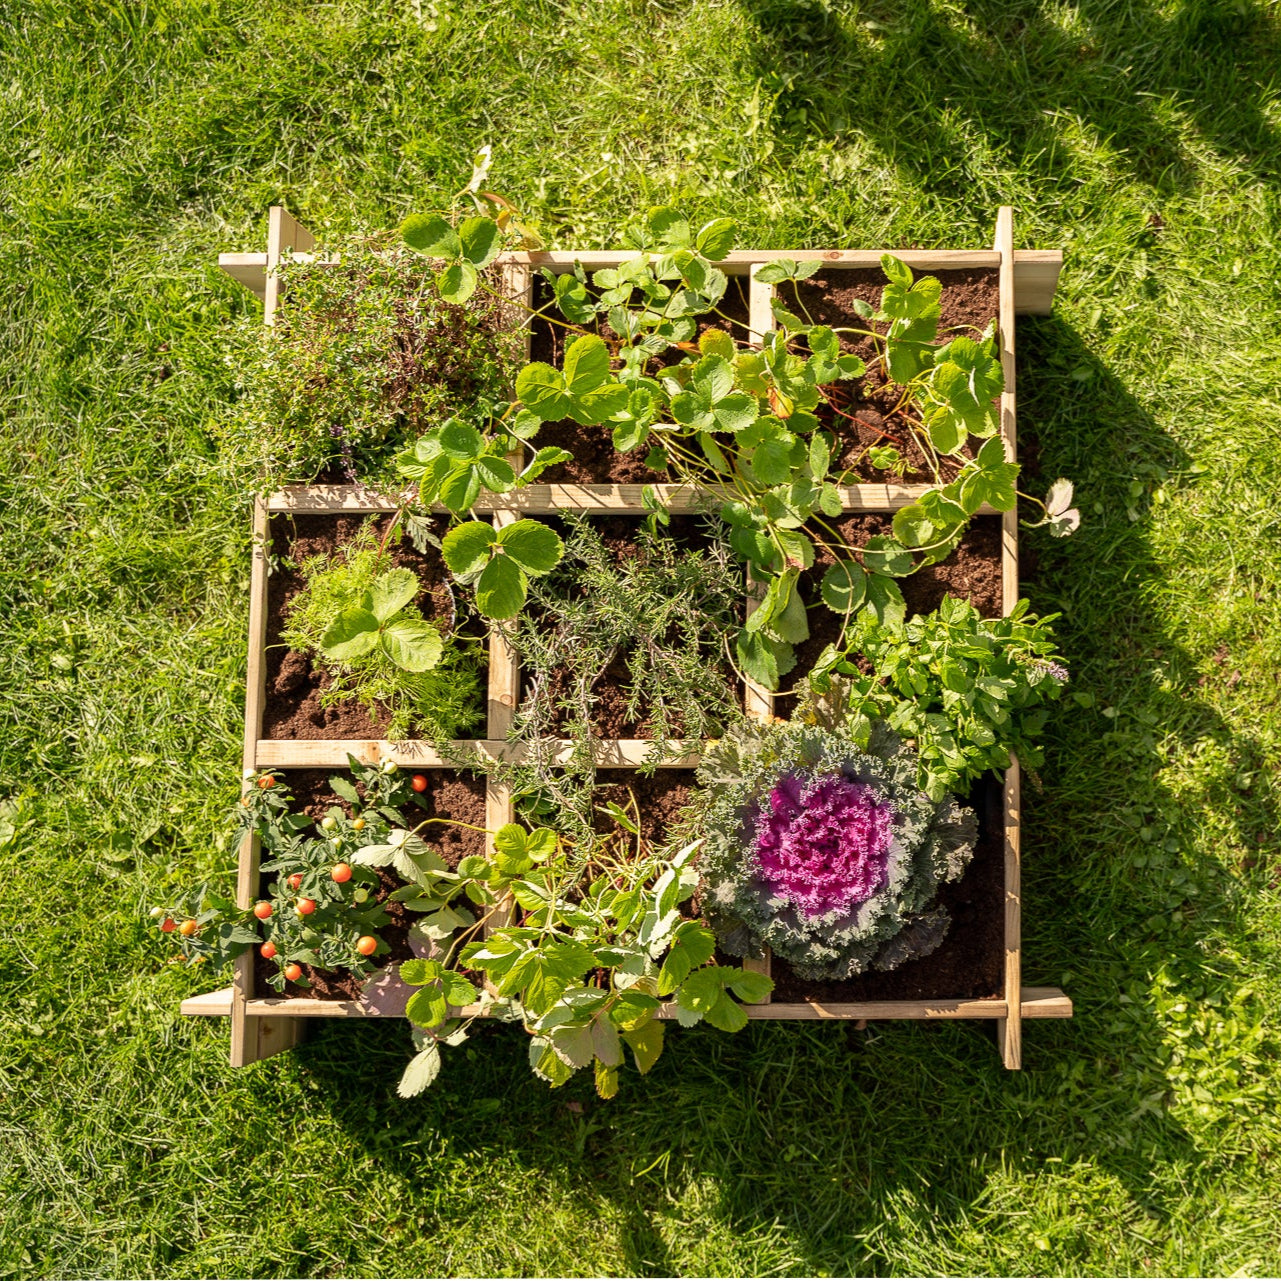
top-left (319, 568), bottom-right (443, 673)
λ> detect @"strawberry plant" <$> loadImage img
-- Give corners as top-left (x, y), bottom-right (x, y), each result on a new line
top-left (391, 195), bottom-right (1079, 688)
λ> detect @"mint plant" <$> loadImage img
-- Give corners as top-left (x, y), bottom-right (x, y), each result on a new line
top-left (802, 596), bottom-right (1070, 801)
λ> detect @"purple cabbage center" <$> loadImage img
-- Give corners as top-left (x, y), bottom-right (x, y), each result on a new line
top-left (752, 772), bottom-right (895, 919)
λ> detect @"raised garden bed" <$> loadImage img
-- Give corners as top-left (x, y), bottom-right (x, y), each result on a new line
top-left (182, 206), bottom-right (1073, 1074)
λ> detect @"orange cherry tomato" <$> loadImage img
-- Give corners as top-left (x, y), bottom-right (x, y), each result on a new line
top-left (178, 919), bottom-right (198, 937)
top-left (283, 963), bottom-right (303, 982)
top-left (257, 775), bottom-right (276, 789)
top-left (355, 935), bottom-right (378, 957)
top-left (260, 941), bottom-right (277, 960)
top-left (295, 897), bottom-right (317, 916)
top-left (411, 774), bottom-right (428, 793)
top-left (330, 863), bottom-right (352, 884)
top-left (159, 917), bottom-right (176, 933)
top-left (287, 873), bottom-right (303, 892)
top-left (252, 901), bottom-right (273, 920)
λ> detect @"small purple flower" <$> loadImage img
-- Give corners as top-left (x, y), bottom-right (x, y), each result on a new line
top-left (751, 772), bottom-right (896, 919)
top-left (1031, 659), bottom-right (1070, 683)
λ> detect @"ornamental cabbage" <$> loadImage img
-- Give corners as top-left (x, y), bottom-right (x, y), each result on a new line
top-left (696, 721), bottom-right (977, 981)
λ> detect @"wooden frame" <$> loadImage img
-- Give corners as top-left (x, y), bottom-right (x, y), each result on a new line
top-left (188, 207), bottom-right (1072, 1067)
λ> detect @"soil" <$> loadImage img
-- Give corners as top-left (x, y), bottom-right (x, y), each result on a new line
top-left (253, 766), bottom-right (487, 1001)
top-left (792, 267), bottom-right (1000, 484)
top-left (774, 514), bottom-right (1003, 718)
top-left (591, 769), bottom-right (696, 847)
top-left (769, 774), bottom-right (1005, 1002)
top-left (261, 512), bottom-right (485, 741)
top-left (522, 516), bottom-right (742, 739)
top-left (525, 273), bottom-right (752, 484)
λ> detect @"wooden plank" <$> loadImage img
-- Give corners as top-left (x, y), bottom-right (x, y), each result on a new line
top-left (504, 249), bottom-right (1003, 271)
top-left (263, 206), bottom-right (316, 327)
top-left (743, 574), bottom-right (773, 722)
top-left (1021, 986), bottom-right (1072, 1019)
top-left (230, 212), bottom-right (313, 1065)
top-left (221, 246), bottom-right (1057, 313)
top-left (181, 987), bottom-right (234, 1017)
top-left (254, 738), bottom-right (704, 769)
top-left (728, 998), bottom-right (1009, 1021)
top-left (484, 507), bottom-right (521, 932)
top-left (992, 206), bottom-right (1023, 1070)
top-left (218, 252), bottom-right (268, 298)
top-left (232, 499), bottom-right (297, 1065)
top-left (487, 511), bottom-right (521, 738)
top-left (1000, 757), bottom-right (1023, 1067)
top-left (265, 481), bottom-right (983, 516)
top-left (1012, 250), bottom-right (1062, 316)
top-left (748, 262), bottom-right (774, 344)
top-left (243, 984), bottom-right (1072, 1021)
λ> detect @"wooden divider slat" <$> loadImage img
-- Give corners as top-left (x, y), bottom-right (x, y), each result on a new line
top-left (264, 481), bottom-right (982, 516)
top-left (187, 985), bottom-right (1073, 1021)
top-left (993, 205), bottom-right (1023, 1072)
top-left (221, 248), bottom-right (1061, 314)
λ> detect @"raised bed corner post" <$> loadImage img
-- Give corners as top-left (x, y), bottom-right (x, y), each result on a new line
top-left (229, 205), bottom-right (316, 1067)
top-left (994, 206), bottom-right (1022, 1071)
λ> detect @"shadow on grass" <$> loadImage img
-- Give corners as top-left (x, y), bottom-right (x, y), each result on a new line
top-left (285, 320), bottom-right (1278, 1274)
top-left (732, 0), bottom-right (1280, 196)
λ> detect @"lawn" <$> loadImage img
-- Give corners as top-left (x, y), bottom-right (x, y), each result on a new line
top-left (2, 0), bottom-right (1280, 1276)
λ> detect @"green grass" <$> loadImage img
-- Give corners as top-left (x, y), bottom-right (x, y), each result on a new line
top-left (2, 0), bottom-right (1280, 1275)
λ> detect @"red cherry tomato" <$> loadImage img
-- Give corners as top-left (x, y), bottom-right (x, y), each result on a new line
top-left (159, 917), bottom-right (176, 933)
top-left (252, 901), bottom-right (273, 920)
top-left (260, 941), bottom-right (277, 960)
top-left (296, 897), bottom-right (317, 916)
top-left (355, 935), bottom-right (378, 957)
top-left (410, 774), bottom-right (428, 793)
top-left (257, 775), bottom-right (275, 789)
top-left (287, 873), bottom-right (303, 892)
top-left (283, 962), bottom-right (303, 982)
top-left (178, 919), bottom-right (198, 937)
top-left (330, 863), bottom-right (352, 884)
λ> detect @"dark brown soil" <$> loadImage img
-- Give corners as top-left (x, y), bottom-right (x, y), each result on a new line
top-left (591, 769), bottom-right (696, 847)
top-left (253, 767), bottom-right (486, 1001)
top-left (522, 516), bottom-right (742, 739)
top-left (525, 273), bottom-right (752, 484)
top-left (775, 514), bottom-right (1003, 717)
top-left (769, 774), bottom-right (1004, 1002)
top-left (262, 512), bottom-right (485, 741)
top-left (792, 267), bottom-right (1000, 484)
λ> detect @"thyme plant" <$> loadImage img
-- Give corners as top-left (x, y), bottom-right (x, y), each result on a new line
top-left (487, 513), bottom-right (746, 840)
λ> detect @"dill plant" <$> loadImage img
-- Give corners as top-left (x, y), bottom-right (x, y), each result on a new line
top-left (280, 521), bottom-right (484, 741)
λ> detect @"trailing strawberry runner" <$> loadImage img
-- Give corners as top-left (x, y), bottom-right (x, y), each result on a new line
top-left (166, 181), bottom-right (1076, 1095)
